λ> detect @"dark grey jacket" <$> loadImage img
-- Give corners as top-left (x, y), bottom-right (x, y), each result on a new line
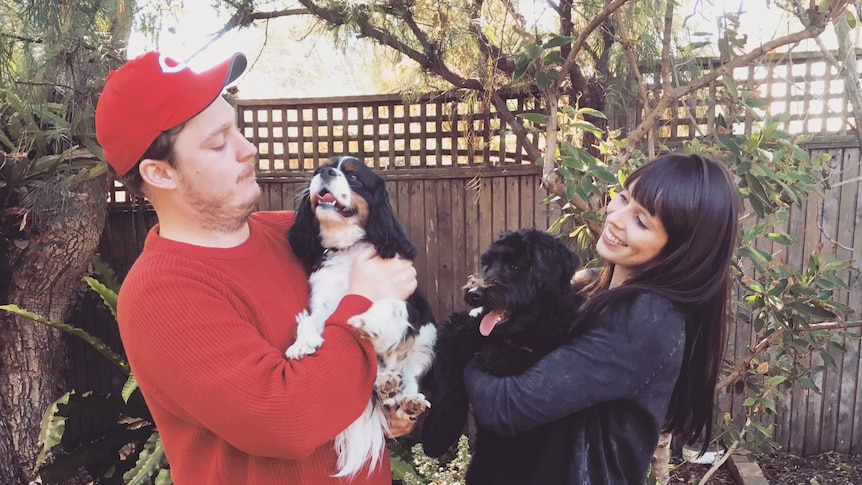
top-left (463, 292), bottom-right (685, 484)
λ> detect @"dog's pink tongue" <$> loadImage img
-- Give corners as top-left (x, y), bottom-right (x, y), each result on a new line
top-left (479, 311), bottom-right (504, 336)
top-left (319, 193), bottom-right (337, 203)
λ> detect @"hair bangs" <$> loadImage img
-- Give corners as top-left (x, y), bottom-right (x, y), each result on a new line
top-left (627, 154), bottom-right (711, 250)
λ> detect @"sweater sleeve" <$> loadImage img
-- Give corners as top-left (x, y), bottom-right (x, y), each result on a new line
top-left (118, 268), bottom-right (378, 460)
top-left (463, 292), bottom-right (685, 435)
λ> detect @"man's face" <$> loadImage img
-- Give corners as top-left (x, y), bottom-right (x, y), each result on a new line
top-left (170, 96), bottom-right (260, 230)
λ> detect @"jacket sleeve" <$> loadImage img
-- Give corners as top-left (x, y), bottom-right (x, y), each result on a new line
top-left (118, 270), bottom-right (378, 459)
top-left (463, 292), bottom-right (685, 435)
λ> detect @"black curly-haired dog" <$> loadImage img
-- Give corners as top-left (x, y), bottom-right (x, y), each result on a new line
top-left (421, 228), bottom-right (585, 484)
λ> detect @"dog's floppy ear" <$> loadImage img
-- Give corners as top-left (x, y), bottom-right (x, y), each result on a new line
top-left (528, 230), bottom-right (580, 290)
top-left (555, 240), bottom-right (581, 287)
top-left (364, 180), bottom-right (417, 260)
top-left (287, 188), bottom-right (324, 275)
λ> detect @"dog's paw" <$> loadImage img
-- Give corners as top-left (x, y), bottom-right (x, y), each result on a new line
top-left (347, 313), bottom-right (381, 340)
top-left (347, 300), bottom-right (411, 351)
top-left (376, 370), bottom-right (403, 404)
top-left (284, 334), bottom-right (324, 360)
top-left (396, 393), bottom-right (430, 420)
top-left (295, 309), bottom-right (311, 323)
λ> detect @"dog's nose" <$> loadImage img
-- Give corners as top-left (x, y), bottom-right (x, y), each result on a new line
top-left (320, 167), bottom-right (339, 180)
top-left (465, 288), bottom-right (483, 306)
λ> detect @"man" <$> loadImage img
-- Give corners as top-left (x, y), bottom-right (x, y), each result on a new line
top-left (95, 50), bottom-right (417, 484)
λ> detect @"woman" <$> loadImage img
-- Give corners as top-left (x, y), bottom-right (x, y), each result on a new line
top-left (463, 152), bottom-right (739, 484)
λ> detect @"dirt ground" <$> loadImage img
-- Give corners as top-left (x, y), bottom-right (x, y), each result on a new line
top-left (669, 458), bottom-right (736, 484)
top-left (667, 451), bottom-right (862, 484)
top-left (757, 451), bottom-right (862, 484)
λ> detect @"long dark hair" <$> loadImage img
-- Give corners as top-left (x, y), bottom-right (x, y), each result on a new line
top-left (581, 152), bottom-right (739, 449)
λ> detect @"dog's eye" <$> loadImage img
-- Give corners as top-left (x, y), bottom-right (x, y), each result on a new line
top-left (348, 173), bottom-right (358, 181)
top-left (508, 264), bottom-right (519, 271)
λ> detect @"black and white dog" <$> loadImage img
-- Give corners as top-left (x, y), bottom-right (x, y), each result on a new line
top-left (421, 229), bottom-right (584, 484)
top-left (286, 156), bottom-right (437, 478)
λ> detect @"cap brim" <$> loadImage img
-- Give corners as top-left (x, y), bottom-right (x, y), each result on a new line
top-left (223, 53), bottom-right (247, 88)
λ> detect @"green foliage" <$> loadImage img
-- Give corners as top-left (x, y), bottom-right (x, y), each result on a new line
top-left (0, 272), bottom-right (170, 485)
top-left (399, 435), bottom-right (471, 485)
top-left (0, 0), bottom-right (124, 299)
top-left (0, 303), bottom-right (129, 375)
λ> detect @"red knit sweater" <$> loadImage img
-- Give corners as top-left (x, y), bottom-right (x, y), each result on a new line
top-left (116, 211), bottom-right (390, 484)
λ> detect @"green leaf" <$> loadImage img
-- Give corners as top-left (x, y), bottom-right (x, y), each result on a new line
top-left (765, 294), bottom-right (784, 310)
top-left (543, 51), bottom-right (566, 65)
top-left (84, 276), bottom-right (118, 318)
top-left (576, 107), bottom-right (607, 119)
top-left (513, 54), bottom-right (531, 82)
top-left (517, 113), bottom-right (548, 125)
top-left (787, 301), bottom-right (836, 320)
top-left (124, 432), bottom-right (168, 485)
top-left (571, 121), bottom-right (603, 137)
top-left (565, 184), bottom-right (577, 203)
top-left (821, 259), bottom-right (852, 273)
top-left (389, 451), bottom-right (417, 479)
top-left (536, 70), bottom-right (549, 90)
top-left (745, 173), bottom-right (772, 208)
top-left (799, 376), bottom-right (819, 391)
top-left (715, 134), bottom-right (742, 158)
top-left (754, 422), bottom-right (773, 436)
top-left (743, 279), bottom-right (766, 293)
top-left (737, 246), bottom-right (772, 268)
top-left (35, 391), bottom-right (73, 471)
top-left (122, 374), bottom-right (139, 404)
top-left (543, 35), bottom-right (573, 49)
top-left (592, 165), bottom-right (618, 184)
top-left (526, 43), bottom-right (543, 60)
top-left (766, 232), bottom-right (795, 246)
top-left (820, 273), bottom-right (850, 291)
top-left (0, 304), bottom-right (129, 374)
top-left (821, 350), bottom-right (837, 368)
top-left (155, 468), bottom-right (173, 485)
top-left (766, 279), bottom-right (788, 296)
top-left (767, 376), bottom-right (788, 387)
top-left (845, 9), bottom-right (858, 29)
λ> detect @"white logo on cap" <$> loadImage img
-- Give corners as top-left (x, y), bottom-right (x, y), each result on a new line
top-left (158, 54), bottom-right (188, 74)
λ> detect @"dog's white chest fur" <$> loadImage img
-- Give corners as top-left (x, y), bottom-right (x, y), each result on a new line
top-left (284, 241), bottom-right (436, 478)
top-left (308, 243), bottom-right (368, 318)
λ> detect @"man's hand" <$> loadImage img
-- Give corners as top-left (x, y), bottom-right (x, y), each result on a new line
top-left (385, 407), bottom-right (417, 438)
top-left (349, 247), bottom-right (417, 302)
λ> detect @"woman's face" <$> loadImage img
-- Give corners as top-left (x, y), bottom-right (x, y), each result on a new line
top-left (597, 188), bottom-right (669, 284)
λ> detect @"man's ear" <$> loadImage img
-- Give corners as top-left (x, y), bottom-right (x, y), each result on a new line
top-left (138, 159), bottom-right (178, 190)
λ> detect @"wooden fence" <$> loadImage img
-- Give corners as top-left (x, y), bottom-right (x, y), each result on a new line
top-left (74, 53), bottom-right (862, 456)
top-left (713, 136), bottom-right (862, 456)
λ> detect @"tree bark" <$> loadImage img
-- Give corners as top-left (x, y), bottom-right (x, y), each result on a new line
top-left (0, 176), bottom-right (106, 484)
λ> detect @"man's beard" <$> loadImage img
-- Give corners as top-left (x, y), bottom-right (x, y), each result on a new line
top-left (181, 179), bottom-right (259, 233)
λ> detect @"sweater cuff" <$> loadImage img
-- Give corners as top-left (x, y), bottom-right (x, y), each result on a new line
top-left (325, 294), bottom-right (373, 328)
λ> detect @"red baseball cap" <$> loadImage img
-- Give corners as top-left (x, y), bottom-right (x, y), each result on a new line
top-left (95, 51), bottom-right (247, 176)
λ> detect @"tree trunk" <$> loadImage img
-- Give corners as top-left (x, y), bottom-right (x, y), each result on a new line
top-left (0, 177), bottom-right (106, 484)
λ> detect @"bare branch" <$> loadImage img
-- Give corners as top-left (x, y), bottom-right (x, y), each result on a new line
top-left (295, 0), bottom-right (483, 90)
top-left (614, 9), bottom-right (652, 156)
top-left (249, 8), bottom-right (309, 20)
top-left (624, 23), bottom-right (829, 156)
top-left (556, 0), bottom-right (632, 91)
top-left (716, 320), bottom-right (862, 390)
top-left (470, 0), bottom-right (518, 76)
